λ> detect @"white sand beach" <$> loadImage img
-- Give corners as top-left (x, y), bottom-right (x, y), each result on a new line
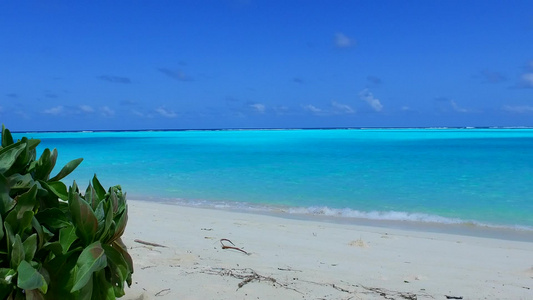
top-left (122, 200), bottom-right (533, 300)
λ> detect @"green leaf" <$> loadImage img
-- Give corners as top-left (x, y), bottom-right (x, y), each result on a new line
top-left (77, 274), bottom-right (94, 300)
top-left (15, 184), bottom-right (38, 219)
top-left (4, 222), bottom-right (15, 255)
top-left (0, 268), bottom-right (16, 299)
top-left (12, 138), bottom-right (34, 173)
top-left (42, 180), bottom-right (68, 198)
top-left (16, 260), bottom-right (48, 293)
top-left (93, 269), bottom-right (116, 300)
top-left (0, 267), bottom-right (16, 284)
top-left (91, 175), bottom-right (106, 202)
top-left (42, 250), bottom-right (78, 296)
top-left (1, 125), bottom-right (14, 147)
top-left (102, 244), bottom-right (128, 297)
top-left (35, 181), bottom-right (61, 209)
top-left (109, 207), bottom-right (128, 244)
top-left (7, 174), bottom-right (34, 190)
top-left (108, 189), bottom-right (118, 213)
top-left (84, 183), bottom-right (99, 211)
top-left (59, 225), bottom-right (78, 254)
top-left (94, 201), bottom-right (106, 239)
top-left (34, 148), bottom-right (57, 181)
top-left (0, 213), bottom-right (3, 241)
top-left (112, 238), bottom-right (133, 282)
top-left (0, 173), bottom-right (15, 216)
top-left (22, 234), bottom-right (38, 262)
top-left (34, 181), bottom-right (49, 200)
top-left (68, 186), bottom-right (98, 245)
top-left (49, 158), bottom-right (83, 182)
top-left (24, 289), bottom-right (45, 300)
top-left (71, 241), bottom-right (107, 292)
top-left (26, 139), bottom-right (41, 152)
top-left (0, 268), bottom-right (17, 299)
top-left (0, 143), bottom-right (26, 173)
top-left (71, 180), bottom-right (79, 194)
top-left (5, 209), bottom-right (34, 237)
top-left (100, 201), bottom-right (114, 243)
top-left (31, 217), bottom-right (46, 250)
top-left (20, 210), bottom-right (35, 234)
top-left (41, 242), bottom-right (63, 256)
top-left (41, 225), bottom-right (55, 243)
top-left (10, 235), bottom-right (24, 269)
top-left (35, 208), bottom-right (70, 230)
top-left (102, 244), bottom-right (127, 270)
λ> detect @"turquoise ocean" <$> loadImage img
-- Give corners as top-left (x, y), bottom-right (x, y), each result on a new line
top-left (14, 128), bottom-right (533, 236)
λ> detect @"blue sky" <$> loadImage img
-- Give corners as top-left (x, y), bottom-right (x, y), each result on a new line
top-left (1, 0), bottom-right (532, 131)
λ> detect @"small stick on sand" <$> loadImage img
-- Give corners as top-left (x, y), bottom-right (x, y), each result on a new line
top-left (134, 239), bottom-right (167, 248)
top-left (277, 267), bottom-right (303, 272)
top-left (220, 238), bottom-right (249, 255)
top-left (154, 288), bottom-right (171, 296)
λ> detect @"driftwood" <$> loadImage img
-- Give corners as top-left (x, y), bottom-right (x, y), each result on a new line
top-left (201, 267), bottom-right (427, 299)
top-left (220, 239), bottom-right (249, 255)
top-left (360, 285), bottom-right (418, 300)
top-left (277, 267), bottom-right (303, 272)
top-left (134, 239), bottom-right (167, 248)
top-left (154, 288), bottom-right (171, 296)
top-left (202, 267), bottom-right (301, 293)
top-left (299, 279), bottom-right (422, 300)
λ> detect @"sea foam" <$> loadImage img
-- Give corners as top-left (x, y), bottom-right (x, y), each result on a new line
top-left (162, 197), bottom-right (533, 232)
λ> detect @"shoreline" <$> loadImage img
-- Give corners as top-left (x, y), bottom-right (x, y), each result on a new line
top-left (122, 199), bottom-right (533, 299)
top-left (275, 212), bottom-right (533, 243)
top-left (130, 197), bottom-right (533, 243)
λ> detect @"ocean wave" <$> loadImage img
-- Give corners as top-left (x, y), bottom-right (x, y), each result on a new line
top-left (156, 198), bottom-right (533, 232)
top-left (287, 206), bottom-right (465, 224)
top-left (289, 207), bottom-right (533, 232)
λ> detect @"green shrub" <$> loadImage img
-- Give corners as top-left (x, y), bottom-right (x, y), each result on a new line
top-left (0, 125), bottom-right (133, 299)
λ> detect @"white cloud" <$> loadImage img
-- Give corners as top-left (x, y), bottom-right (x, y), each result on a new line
top-left (98, 75), bottom-right (131, 84)
top-left (514, 61), bottom-right (533, 88)
top-left (450, 100), bottom-right (469, 113)
top-left (79, 105), bottom-right (95, 113)
top-left (155, 107), bottom-right (177, 118)
top-left (273, 105), bottom-right (290, 115)
top-left (101, 106), bottom-right (115, 117)
top-left (250, 103), bottom-right (266, 113)
top-left (131, 109), bottom-right (146, 117)
top-left (435, 98), bottom-right (474, 113)
top-left (331, 101), bottom-right (354, 114)
top-left (158, 68), bottom-right (193, 81)
top-left (16, 111), bottom-right (30, 119)
top-left (303, 102), bottom-right (354, 115)
top-left (503, 105), bottom-right (533, 114)
top-left (43, 105), bottom-right (64, 115)
top-left (359, 89), bottom-right (383, 112)
top-left (335, 33), bottom-right (355, 48)
top-left (42, 104), bottom-right (117, 117)
top-left (302, 104), bottom-right (322, 114)
top-left (520, 73), bottom-right (533, 88)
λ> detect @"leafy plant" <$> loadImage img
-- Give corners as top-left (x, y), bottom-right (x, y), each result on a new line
top-left (0, 125), bottom-right (133, 299)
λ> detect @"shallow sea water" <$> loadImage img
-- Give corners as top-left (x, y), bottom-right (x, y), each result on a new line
top-left (15, 128), bottom-right (533, 231)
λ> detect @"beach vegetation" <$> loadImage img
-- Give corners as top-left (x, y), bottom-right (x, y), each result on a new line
top-left (0, 125), bottom-right (133, 299)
